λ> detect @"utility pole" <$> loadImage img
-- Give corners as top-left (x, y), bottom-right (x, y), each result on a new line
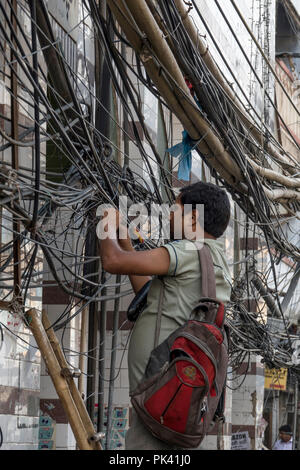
top-left (293, 378), bottom-right (298, 450)
top-left (105, 274), bottom-right (121, 450)
top-left (121, 40), bottom-right (129, 167)
top-left (272, 390), bottom-right (280, 447)
top-left (10, 0), bottom-right (21, 303)
top-left (93, 0), bottom-right (113, 444)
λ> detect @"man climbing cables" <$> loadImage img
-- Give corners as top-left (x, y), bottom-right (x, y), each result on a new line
top-left (98, 181), bottom-right (232, 450)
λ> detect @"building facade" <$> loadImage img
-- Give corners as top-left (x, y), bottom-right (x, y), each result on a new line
top-left (0, 0), bottom-right (299, 451)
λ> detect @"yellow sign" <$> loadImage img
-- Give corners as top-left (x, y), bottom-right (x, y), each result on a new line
top-left (264, 367), bottom-right (288, 390)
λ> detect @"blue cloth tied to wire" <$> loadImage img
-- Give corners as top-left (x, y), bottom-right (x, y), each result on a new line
top-left (167, 130), bottom-right (199, 181)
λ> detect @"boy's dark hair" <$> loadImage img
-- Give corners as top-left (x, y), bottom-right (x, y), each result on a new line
top-left (179, 181), bottom-right (230, 238)
top-left (279, 425), bottom-right (292, 435)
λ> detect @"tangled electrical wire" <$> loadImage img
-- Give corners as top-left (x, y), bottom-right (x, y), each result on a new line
top-left (0, 0), bottom-right (299, 395)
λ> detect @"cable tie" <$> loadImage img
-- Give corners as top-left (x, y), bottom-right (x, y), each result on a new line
top-left (88, 432), bottom-right (105, 442)
top-left (200, 45), bottom-right (209, 57)
top-left (61, 367), bottom-right (82, 379)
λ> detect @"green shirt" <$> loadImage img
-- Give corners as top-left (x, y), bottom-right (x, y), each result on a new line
top-left (127, 239), bottom-right (232, 393)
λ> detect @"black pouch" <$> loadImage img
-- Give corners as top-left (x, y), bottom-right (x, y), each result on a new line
top-left (127, 280), bottom-right (152, 322)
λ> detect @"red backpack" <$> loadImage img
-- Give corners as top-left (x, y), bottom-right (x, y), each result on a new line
top-left (130, 244), bottom-right (229, 448)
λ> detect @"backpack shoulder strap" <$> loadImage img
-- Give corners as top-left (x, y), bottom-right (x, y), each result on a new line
top-left (196, 243), bottom-right (226, 328)
top-left (197, 243), bottom-right (216, 299)
top-left (154, 243), bottom-right (221, 348)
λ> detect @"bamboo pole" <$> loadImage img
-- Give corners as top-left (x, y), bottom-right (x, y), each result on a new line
top-left (107, 0), bottom-right (200, 137)
top-left (107, 0), bottom-right (242, 188)
top-left (173, 0), bottom-right (299, 175)
top-left (248, 158), bottom-right (300, 189)
top-left (173, 0), bottom-right (235, 101)
top-left (264, 187), bottom-right (300, 202)
top-left (123, 0), bottom-right (201, 123)
top-left (109, 0), bottom-right (300, 201)
top-left (41, 310), bottom-right (102, 450)
top-left (77, 306), bottom-right (88, 451)
top-left (173, 0), bottom-right (299, 176)
top-left (122, 0), bottom-right (243, 182)
top-left (133, 0), bottom-right (300, 199)
top-left (24, 308), bottom-right (95, 450)
top-left (172, 0), bottom-right (300, 181)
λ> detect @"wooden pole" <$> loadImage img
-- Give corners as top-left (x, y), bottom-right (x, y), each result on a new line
top-left (24, 308), bottom-right (96, 450)
top-left (41, 310), bottom-right (102, 450)
top-left (116, 0), bottom-right (300, 201)
top-left (162, 0), bottom-right (300, 192)
top-left (128, 0), bottom-right (300, 198)
top-left (173, 0), bottom-right (299, 176)
top-left (122, 0), bottom-right (243, 182)
top-left (107, 0), bottom-right (200, 136)
top-left (107, 0), bottom-right (241, 189)
top-left (293, 378), bottom-right (298, 450)
top-left (248, 158), bottom-right (300, 189)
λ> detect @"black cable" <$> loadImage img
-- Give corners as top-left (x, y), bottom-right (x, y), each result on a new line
top-left (0, 323), bottom-right (4, 350)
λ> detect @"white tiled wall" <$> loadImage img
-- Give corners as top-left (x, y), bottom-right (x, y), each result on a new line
top-left (231, 356), bottom-right (265, 449)
top-left (0, 308), bottom-right (41, 450)
top-left (0, 415), bottom-right (39, 449)
top-left (55, 423), bottom-right (76, 450)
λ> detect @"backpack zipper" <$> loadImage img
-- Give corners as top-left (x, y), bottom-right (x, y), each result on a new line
top-left (160, 383), bottom-right (182, 424)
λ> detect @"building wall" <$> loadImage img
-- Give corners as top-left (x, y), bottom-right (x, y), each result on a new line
top-left (0, 311), bottom-right (41, 450)
top-left (231, 356), bottom-right (266, 450)
top-left (0, 0), bottom-right (47, 449)
top-left (192, 0), bottom-right (276, 125)
top-left (275, 60), bottom-right (300, 162)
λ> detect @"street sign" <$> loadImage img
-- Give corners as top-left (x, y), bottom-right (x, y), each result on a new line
top-left (231, 431), bottom-right (251, 450)
top-left (264, 367), bottom-right (288, 390)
